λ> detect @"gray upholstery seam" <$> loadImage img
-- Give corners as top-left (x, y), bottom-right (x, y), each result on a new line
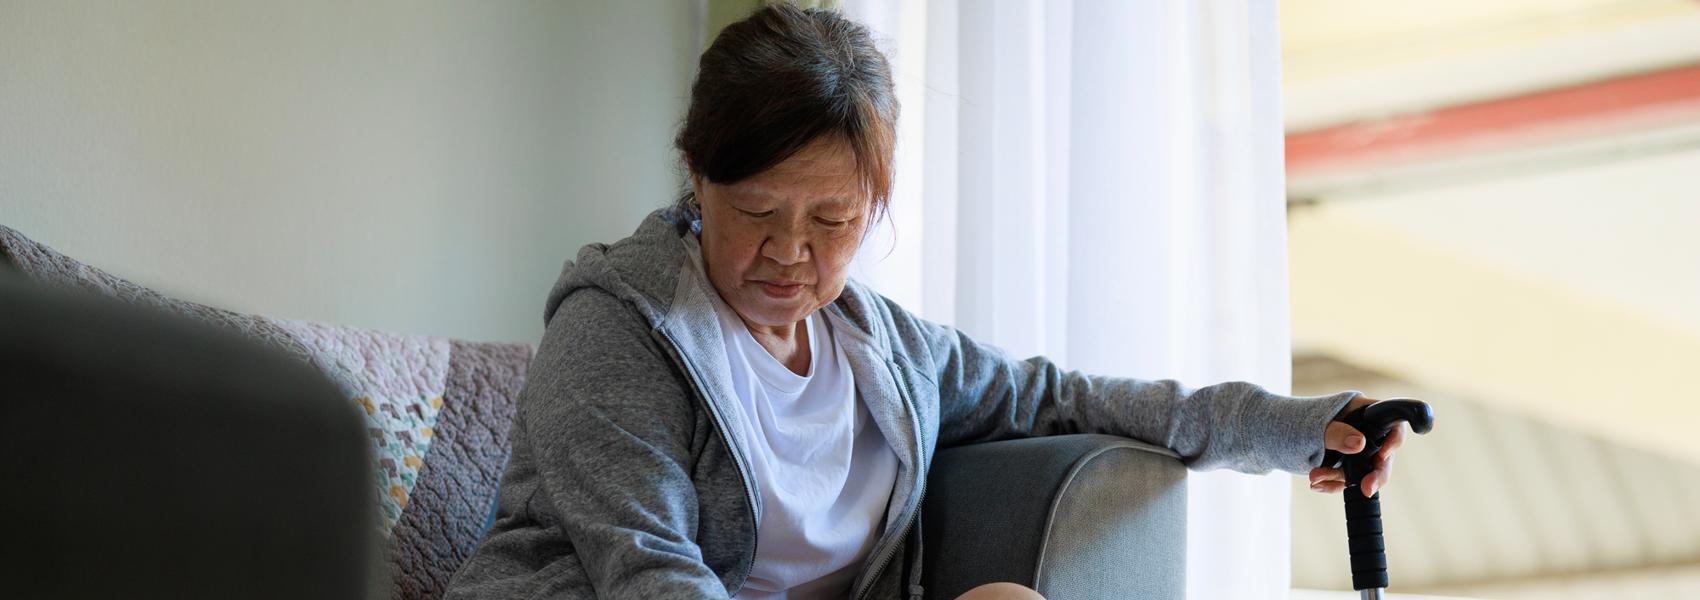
top-left (1030, 438), bottom-right (1181, 588)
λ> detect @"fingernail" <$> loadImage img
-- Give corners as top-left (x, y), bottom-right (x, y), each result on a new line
top-left (1348, 434), bottom-right (1364, 449)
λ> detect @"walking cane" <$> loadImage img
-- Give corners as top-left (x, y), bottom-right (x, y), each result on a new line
top-left (1320, 398), bottom-right (1435, 600)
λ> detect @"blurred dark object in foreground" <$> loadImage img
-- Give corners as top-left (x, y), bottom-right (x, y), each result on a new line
top-left (0, 267), bottom-right (379, 599)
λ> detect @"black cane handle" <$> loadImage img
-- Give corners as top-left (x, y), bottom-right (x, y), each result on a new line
top-left (1319, 398), bottom-right (1434, 592)
top-left (1320, 398), bottom-right (1433, 473)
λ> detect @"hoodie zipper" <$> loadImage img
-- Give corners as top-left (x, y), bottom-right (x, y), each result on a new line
top-left (852, 360), bottom-right (928, 600)
top-left (856, 474), bottom-right (927, 600)
top-left (654, 329), bottom-right (760, 595)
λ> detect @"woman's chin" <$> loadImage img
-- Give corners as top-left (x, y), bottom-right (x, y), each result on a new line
top-left (733, 296), bottom-right (813, 327)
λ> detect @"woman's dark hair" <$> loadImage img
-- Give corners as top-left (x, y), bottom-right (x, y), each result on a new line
top-left (675, 3), bottom-right (898, 222)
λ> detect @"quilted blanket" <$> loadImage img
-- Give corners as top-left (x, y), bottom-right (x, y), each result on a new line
top-left (0, 224), bottom-right (533, 600)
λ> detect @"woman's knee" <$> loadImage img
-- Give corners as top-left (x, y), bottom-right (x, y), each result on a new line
top-left (953, 581), bottom-right (1046, 600)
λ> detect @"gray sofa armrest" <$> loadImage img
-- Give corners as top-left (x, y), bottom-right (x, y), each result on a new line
top-left (921, 434), bottom-right (1187, 600)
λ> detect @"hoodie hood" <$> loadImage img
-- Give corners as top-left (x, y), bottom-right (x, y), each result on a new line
top-left (543, 205), bottom-right (700, 329)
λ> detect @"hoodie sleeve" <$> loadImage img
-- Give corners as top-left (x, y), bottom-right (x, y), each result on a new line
top-left (900, 303), bottom-right (1361, 475)
top-left (505, 289), bottom-right (732, 598)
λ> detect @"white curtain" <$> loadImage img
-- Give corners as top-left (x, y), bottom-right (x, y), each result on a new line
top-left (842, 1), bottom-right (1297, 598)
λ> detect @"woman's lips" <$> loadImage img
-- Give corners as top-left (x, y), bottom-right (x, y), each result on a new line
top-left (757, 280), bottom-right (805, 298)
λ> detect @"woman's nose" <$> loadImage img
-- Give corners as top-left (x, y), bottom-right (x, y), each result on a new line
top-left (761, 229), bottom-right (810, 265)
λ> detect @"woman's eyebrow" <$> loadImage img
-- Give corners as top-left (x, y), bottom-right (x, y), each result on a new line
top-left (811, 196), bottom-right (850, 208)
top-left (737, 186), bottom-right (855, 209)
top-left (732, 186), bottom-right (787, 204)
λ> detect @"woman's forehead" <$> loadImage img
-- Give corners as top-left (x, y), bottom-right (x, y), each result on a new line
top-left (729, 166), bottom-right (865, 210)
top-left (712, 135), bottom-right (871, 209)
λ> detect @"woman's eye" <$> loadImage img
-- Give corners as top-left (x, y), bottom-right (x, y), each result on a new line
top-left (739, 209), bottom-right (774, 218)
top-left (816, 218), bottom-right (849, 227)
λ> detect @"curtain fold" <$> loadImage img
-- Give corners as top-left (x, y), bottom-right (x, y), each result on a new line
top-left (843, 1), bottom-right (1297, 598)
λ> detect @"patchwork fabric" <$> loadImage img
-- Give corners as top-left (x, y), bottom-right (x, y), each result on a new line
top-left (360, 393), bottom-right (443, 527)
top-left (0, 224), bottom-right (532, 600)
top-left (389, 339), bottom-right (530, 600)
top-left (267, 318), bottom-right (454, 532)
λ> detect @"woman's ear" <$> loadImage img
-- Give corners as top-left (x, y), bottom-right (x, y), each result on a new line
top-left (687, 171), bottom-right (706, 206)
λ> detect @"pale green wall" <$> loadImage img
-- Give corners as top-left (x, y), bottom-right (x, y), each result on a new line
top-left (0, 1), bottom-right (697, 343)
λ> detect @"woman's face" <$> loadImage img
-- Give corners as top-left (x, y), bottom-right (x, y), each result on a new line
top-left (694, 136), bottom-right (871, 333)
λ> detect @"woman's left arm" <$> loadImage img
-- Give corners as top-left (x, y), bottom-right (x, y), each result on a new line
top-left (905, 307), bottom-right (1360, 475)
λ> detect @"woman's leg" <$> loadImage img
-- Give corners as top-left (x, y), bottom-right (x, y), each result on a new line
top-left (952, 582), bottom-right (1046, 600)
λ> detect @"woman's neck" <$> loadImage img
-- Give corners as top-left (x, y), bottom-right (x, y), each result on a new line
top-left (742, 316), bottom-right (811, 377)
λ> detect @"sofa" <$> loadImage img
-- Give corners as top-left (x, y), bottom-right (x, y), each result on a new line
top-left (0, 224), bottom-right (1188, 600)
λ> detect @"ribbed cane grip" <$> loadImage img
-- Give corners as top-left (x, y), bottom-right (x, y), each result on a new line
top-left (1343, 486), bottom-right (1388, 590)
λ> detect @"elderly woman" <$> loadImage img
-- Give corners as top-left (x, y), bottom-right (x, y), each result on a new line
top-left (446, 5), bottom-right (1403, 600)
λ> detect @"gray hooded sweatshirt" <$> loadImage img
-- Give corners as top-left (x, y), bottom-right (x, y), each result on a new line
top-left (444, 206), bottom-right (1361, 600)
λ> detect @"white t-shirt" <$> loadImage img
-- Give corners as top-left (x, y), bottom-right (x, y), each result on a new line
top-left (706, 292), bottom-right (900, 600)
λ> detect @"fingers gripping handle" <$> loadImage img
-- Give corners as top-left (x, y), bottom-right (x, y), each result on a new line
top-left (1320, 398), bottom-right (1435, 592)
top-left (1321, 399), bottom-right (1434, 487)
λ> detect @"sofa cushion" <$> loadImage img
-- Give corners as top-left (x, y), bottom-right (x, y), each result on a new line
top-left (0, 224), bottom-right (533, 600)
